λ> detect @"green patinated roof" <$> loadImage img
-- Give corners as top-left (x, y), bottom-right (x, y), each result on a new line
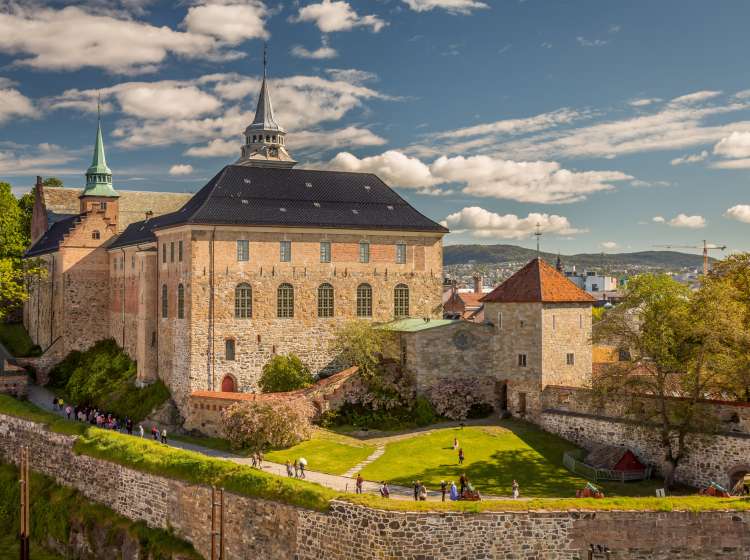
top-left (81, 118), bottom-right (118, 198)
top-left (380, 318), bottom-right (459, 333)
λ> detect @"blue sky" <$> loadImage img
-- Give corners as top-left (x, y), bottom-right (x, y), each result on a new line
top-left (2, 0), bottom-right (750, 255)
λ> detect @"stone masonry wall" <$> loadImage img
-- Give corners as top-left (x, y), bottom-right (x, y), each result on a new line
top-left (541, 303), bottom-right (593, 389)
top-left (1, 413), bottom-right (750, 560)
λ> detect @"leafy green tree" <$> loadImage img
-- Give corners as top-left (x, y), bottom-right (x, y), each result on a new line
top-left (42, 177), bottom-right (64, 188)
top-left (330, 320), bottom-right (397, 376)
top-left (594, 274), bottom-right (742, 487)
top-left (259, 354), bottom-right (314, 393)
top-left (0, 182), bottom-right (27, 258)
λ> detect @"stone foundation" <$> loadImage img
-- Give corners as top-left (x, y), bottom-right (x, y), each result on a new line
top-left (1, 413), bottom-right (749, 559)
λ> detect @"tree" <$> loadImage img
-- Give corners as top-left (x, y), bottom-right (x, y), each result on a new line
top-left (258, 354), bottom-right (314, 393)
top-left (221, 400), bottom-right (312, 453)
top-left (594, 274), bottom-right (743, 487)
top-left (330, 320), bottom-right (397, 377)
top-left (42, 177), bottom-right (64, 188)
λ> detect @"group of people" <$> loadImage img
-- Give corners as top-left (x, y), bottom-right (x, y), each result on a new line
top-left (355, 474), bottom-right (391, 498)
top-left (284, 459), bottom-right (307, 478)
top-left (51, 396), bottom-right (168, 444)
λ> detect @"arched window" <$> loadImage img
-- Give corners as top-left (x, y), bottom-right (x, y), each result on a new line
top-left (394, 284), bottom-right (409, 318)
top-left (277, 283), bottom-right (294, 318)
top-left (221, 375), bottom-right (236, 392)
top-left (177, 284), bottom-right (185, 319)
top-left (356, 283), bottom-right (372, 318)
top-left (225, 339), bottom-right (235, 361)
top-left (235, 283), bottom-right (252, 318)
top-left (91, 230), bottom-right (100, 240)
top-left (318, 283), bottom-right (334, 318)
top-left (161, 284), bottom-right (168, 318)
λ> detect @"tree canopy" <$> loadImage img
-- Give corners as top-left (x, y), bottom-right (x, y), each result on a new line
top-left (258, 354), bottom-right (314, 393)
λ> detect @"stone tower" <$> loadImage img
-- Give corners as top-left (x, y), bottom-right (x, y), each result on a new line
top-left (236, 47), bottom-right (296, 168)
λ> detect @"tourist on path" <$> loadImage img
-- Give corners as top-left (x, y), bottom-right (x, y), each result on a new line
top-left (51, 396), bottom-right (57, 411)
top-left (356, 474), bottom-right (364, 494)
top-left (458, 448), bottom-right (464, 465)
top-left (512, 480), bottom-right (519, 499)
top-left (379, 481), bottom-right (390, 498)
top-left (298, 457), bottom-right (306, 479)
top-left (440, 480), bottom-right (447, 502)
top-left (449, 481), bottom-right (459, 501)
top-left (126, 418), bottom-right (133, 435)
top-left (286, 461), bottom-right (294, 477)
top-left (459, 473), bottom-right (467, 494)
top-left (138, 424), bottom-right (144, 438)
top-left (453, 437), bottom-right (458, 450)
top-left (418, 483), bottom-right (428, 501)
top-left (161, 428), bottom-right (167, 444)
top-left (65, 405), bottom-right (72, 419)
top-left (293, 460), bottom-right (300, 478)
top-left (151, 426), bottom-right (159, 441)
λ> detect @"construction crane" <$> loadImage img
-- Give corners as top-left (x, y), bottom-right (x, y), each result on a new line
top-left (653, 240), bottom-right (727, 275)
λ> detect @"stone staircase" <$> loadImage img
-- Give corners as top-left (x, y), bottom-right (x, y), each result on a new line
top-left (343, 445), bottom-right (386, 478)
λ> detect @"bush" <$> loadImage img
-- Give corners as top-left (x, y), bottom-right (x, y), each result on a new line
top-left (413, 396), bottom-right (436, 426)
top-left (222, 400), bottom-right (312, 453)
top-left (259, 354), bottom-right (314, 393)
top-left (47, 339), bottom-right (169, 422)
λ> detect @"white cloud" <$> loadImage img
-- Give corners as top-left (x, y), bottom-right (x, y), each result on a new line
top-left (183, 2), bottom-right (268, 44)
top-left (713, 131), bottom-right (750, 159)
top-left (325, 68), bottom-right (377, 84)
top-left (668, 213), bottom-right (706, 229)
top-left (630, 179), bottom-right (671, 188)
top-left (440, 207), bottom-right (583, 239)
top-left (725, 205), bottom-right (750, 224)
top-left (325, 150), bottom-right (631, 203)
top-left (671, 150), bottom-right (708, 165)
top-left (0, 143), bottom-right (79, 176)
top-left (668, 90), bottom-right (722, 105)
top-left (0, 86), bottom-right (38, 125)
top-left (711, 158), bottom-right (750, 169)
top-left (184, 138), bottom-right (237, 158)
top-left (169, 163), bottom-right (193, 176)
top-left (576, 36), bottom-right (608, 47)
top-left (0, 5), bottom-right (250, 74)
top-left (291, 126), bottom-right (386, 151)
top-left (291, 1), bottom-right (386, 33)
top-left (291, 37), bottom-right (338, 59)
top-left (652, 216), bottom-right (665, 223)
top-left (401, 0), bottom-right (488, 14)
top-left (629, 98), bottom-right (661, 107)
top-left (601, 241), bottom-right (618, 250)
top-left (117, 85), bottom-right (222, 119)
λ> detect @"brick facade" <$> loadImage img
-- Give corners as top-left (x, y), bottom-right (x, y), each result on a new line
top-left (1, 413), bottom-right (749, 560)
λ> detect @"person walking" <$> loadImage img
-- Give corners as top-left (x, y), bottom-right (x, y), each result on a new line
top-left (65, 405), bottom-right (72, 419)
top-left (298, 457), bottom-right (306, 479)
top-left (512, 480), bottom-right (519, 499)
top-left (151, 425), bottom-right (159, 441)
top-left (418, 482), bottom-right (428, 501)
top-left (138, 424), bottom-right (144, 438)
top-left (356, 474), bottom-right (364, 494)
top-left (161, 428), bottom-right (167, 445)
top-left (286, 461), bottom-right (294, 477)
top-left (413, 480), bottom-right (419, 501)
top-left (440, 480), bottom-right (447, 502)
top-left (379, 481), bottom-right (390, 498)
top-left (458, 447), bottom-right (465, 465)
top-left (453, 437), bottom-right (458, 450)
top-left (51, 396), bottom-right (57, 411)
top-left (293, 460), bottom-right (300, 478)
top-left (126, 418), bottom-right (133, 436)
top-left (459, 473), bottom-right (467, 495)
top-left (449, 481), bottom-right (459, 501)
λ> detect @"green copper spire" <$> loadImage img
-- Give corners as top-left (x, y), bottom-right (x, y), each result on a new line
top-left (81, 97), bottom-right (118, 198)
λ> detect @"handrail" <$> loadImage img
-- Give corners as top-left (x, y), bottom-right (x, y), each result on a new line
top-left (563, 450), bottom-right (653, 482)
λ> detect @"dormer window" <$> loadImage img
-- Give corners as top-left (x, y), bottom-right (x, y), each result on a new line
top-left (91, 230), bottom-right (100, 240)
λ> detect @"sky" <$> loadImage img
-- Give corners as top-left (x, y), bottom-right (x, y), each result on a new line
top-left (2, 0), bottom-right (750, 255)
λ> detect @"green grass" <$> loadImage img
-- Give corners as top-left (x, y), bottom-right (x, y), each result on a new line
top-left (0, 535), bottom-right (65, 560)
top-left (172, 433), bottom-right (243, 454)
top-left (266, 430), bottom-right (375, 475)
top-left (359, 422), bottom-right (683, 498)
top-left (0, 322), bottom-right (40, 357)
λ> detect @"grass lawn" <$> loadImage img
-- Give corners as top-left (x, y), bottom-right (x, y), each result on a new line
top-left (359, 421), bottom-right (682, 498)
top-left (0, 322), bottom-right (40, 357)
top-left (0, 536), bottom-right (64, 560)
top-left (265, 429), bottom-right (375, 475)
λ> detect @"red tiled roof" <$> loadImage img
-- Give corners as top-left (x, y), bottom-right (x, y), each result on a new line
top-left (458, 292), bottom-right (484, 308)
top-left (480, 258), bottom-right (595, 304)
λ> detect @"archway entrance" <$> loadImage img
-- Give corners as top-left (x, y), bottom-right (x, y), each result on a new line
top-left (221, 375), bottom-right (236, 393)
top-left (728, 465), bottom-right (750, 495)
top-left (495, 380), bottom-right (508, 411)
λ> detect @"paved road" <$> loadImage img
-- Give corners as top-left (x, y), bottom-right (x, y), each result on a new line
top-left (26, 384), bottom-right (457, 501)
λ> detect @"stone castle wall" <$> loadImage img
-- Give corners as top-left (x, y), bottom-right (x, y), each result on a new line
top-left (539, 386), bottom-right (750, 489)
top-left (1, 413), bottom-right (749, 560)
top-left (540, 304), bottom-right (592, 389)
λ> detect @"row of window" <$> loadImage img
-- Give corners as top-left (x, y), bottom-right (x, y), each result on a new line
top-left (238, 240), bottom-right (407, 264)
top-left (247, 134), bottom-right (285, 145)
top-left (161, 283), bottom-right (411, 319)
top-left (162, 241), bottom-right (184, 264)
top-left (516, 353), bottom-right (575, 367)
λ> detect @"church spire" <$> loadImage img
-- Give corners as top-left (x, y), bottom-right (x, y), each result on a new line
top-left (81, 95), bottom-right (118, 198)
top-left (236, 45), bottom-right (296, 168)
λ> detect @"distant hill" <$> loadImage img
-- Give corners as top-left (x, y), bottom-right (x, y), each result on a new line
top-left (443, 244), bottom-right (710, 270)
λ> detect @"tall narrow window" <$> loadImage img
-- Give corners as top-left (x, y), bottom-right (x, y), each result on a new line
top-left (280, 240), bottom-right (291, 262)
top-left (225, 339), bottom-right (235, 361)
top-left (161, 284), bottom-right (168, 318)
top-left (518, 353), bottom-right (527, 367)
top-left (235, 283), bottom-right (252, 318)
top-left (320, 241), bottom-right (331, 263)
top-left (566, 353), bottom-right (575, 366)
top-left (178, 240), bottom-right (183, 262)
top-left (318, 283), bottom-right (334, 318)
top-left (177, 284), bottom-right (185, 319)
top-left (131, 255), bottom-right (135, 270)
top-left (162, 244), bottom-right (166, 263)
top-left (277, 283), bottom-right (294, 317)
top-left (237, 240), bottom-right (249, 262)
top-left (170, 242), bottom-right (175, 262)
top-left (496, 312), bottom-right (503, 330)
top-left (359, 241), bottom-right (370, 263)
top-left (91, 230), bottom-right (100, 240)
top-left (394, 284), bottom-right (409, 317)
top-left (356, 283), bottom-right (372, 318)
top-left (396, 243), bottom-right (406, 264)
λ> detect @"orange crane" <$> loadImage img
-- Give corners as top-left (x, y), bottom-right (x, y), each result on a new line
top-left (653, 240), bottom-right (727, 275)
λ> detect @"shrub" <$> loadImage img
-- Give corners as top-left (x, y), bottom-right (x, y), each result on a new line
top-left (426, 378), bottom-right (495, 420)
top-left (413, 396), bottom-right (436, 426)
top-left (222, 400), bottom-right (312, 453)
top-left (259, 354), bottom-right (314, 393)
top-left (47, 339), bottom-right (169, 422)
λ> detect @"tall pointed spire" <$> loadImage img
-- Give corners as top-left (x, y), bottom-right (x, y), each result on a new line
top-left (81, 93), bottom-right (118, 198)
top-left (237, 44), bottom-right (296, 168)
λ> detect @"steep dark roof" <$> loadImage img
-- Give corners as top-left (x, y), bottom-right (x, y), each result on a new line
top-left (110, 165), bottom-right (447, 249)
top-left (25, 215), bottom-right (79, 257)
top-left (481, 258), bottom-right (595, 304)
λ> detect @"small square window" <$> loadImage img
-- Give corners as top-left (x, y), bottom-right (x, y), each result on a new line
top-left (237, 240), bottom-right (249, 262)
top-left (566, 353), bottom-right (575, 366)
top-left (320, 241), bottom-right (331, 263)
top-left (280, 240), bottom-right (291, 262)
top-left (518, 353), bottom-right (527, 367)
top-left (396, 243), bottom-right (406, 264)
top-left (359, 241), bottom-right (370, 263)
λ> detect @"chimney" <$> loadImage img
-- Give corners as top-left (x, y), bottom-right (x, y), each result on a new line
top-left (144, 210), bottom-right (154, 222)
top-left (473, 274), bottom-right (482, 294)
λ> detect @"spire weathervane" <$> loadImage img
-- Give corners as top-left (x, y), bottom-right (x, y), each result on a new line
top-left (534, 222), bottom-right (542, 256)
top-left (263, 42), bottom-right (268, 77)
